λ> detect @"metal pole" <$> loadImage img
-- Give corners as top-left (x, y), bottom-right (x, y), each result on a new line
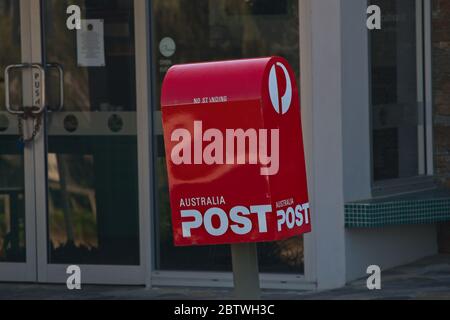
top-left (231, 243), bottom-right (261, 300)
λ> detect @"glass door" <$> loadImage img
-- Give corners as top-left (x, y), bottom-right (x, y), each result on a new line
top-left (1, 0), bottom-right (147, 284)
top-left (36, 0), bottom-right (145, 284)
top-left (0, 0), bottom-right (38, 282)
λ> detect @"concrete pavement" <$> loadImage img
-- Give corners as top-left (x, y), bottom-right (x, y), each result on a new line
top-left (1, 255), bottom-right (450, 300)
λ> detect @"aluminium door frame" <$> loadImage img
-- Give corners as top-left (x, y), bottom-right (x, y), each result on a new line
top-left (0, 0), bottom-right (38, 283)
top-left (33, 0), bottom-right (151, 285)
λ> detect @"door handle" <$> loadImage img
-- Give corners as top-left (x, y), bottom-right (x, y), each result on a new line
top-left (4, 63), bottom-right (46, 115)
top-left (3, 62), bottom-right (64, 144)
top-left (46, 63), bottom-right (64, 112)
top-left (31, 63), bottom-right (46, 115)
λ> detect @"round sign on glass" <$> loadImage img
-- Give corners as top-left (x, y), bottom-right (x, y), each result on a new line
top-left (64, 115), bottom-right (79, 133)
top-left (108, 114), bottom-right (124, 133)
top-left (159, 37), bottom-right (176, 58)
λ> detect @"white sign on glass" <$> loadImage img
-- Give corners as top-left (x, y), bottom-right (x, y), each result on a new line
top-left (77, 19), bottom-right (106, 67)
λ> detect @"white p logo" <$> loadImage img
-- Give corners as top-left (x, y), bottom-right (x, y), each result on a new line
top-left (269, 62), bottom-right (292, 115)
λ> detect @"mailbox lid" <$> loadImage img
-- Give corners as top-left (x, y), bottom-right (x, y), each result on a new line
top-left (161, 57), bottom-right (276, 107)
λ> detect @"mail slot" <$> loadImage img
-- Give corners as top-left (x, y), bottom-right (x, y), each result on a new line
top-left (161, 57), bottom-right (311, 246)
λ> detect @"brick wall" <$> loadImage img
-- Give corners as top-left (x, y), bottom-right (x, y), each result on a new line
top-left (432, 0), bottom-right (450, 253)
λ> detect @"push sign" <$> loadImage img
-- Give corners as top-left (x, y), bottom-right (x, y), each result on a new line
top-left (161, 57), bottom-right (311, 246)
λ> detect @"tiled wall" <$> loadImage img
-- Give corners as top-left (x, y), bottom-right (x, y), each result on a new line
top-left (346, 199), bottom-right (450, 228)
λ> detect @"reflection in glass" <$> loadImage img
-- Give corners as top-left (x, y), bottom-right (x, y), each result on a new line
top-left (47, 153), bottom-right (98, 261)
top-left (0, 0), bottom-right (26, 263)
top-left (370, 0), bottom-right (425, 181)
top-left (45, 0), bottom-right (139, 265)
top-left (152, 0), bottom-right (303, 273)
top-left (0, 152), bottom-right (25, 263)
top-left (44, 0), bottom-right (136, 112)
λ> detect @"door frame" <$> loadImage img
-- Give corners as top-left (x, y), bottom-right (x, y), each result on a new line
top-left (32, 0), bottom-right (151, 285)
top-left (0, 0), bottom-right (38, 283)
top-left (0, 0), bottom-right (152, 286)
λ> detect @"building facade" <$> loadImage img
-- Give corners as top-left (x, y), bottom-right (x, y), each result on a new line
top-left (0, 0), bottom-right (447, 290)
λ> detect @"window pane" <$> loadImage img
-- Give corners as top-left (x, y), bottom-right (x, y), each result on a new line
top-left (152, 0), bottom-right (303, 273)
top-left (0, 0), bottom-right (26, 263)
top-left (45, 0), bottom-right (140, 265)
top-left (371, 0), bottom-right (425, 181)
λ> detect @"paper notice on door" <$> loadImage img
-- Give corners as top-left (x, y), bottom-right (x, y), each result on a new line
top-left (77, 19), bottom-right (105, 67)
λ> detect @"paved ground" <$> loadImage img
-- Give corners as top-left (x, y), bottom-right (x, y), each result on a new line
top-left (1, 255), bottom-right (450, 300)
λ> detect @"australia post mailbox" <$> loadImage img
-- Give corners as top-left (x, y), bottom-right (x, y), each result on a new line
top-left (161, 57), bottom-right (311, 247)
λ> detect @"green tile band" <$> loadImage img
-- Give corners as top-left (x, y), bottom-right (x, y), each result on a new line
top-left (345, 198), bottom-right (450, 228)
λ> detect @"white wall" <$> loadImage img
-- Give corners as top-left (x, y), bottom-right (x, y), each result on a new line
top-left (301, 0), bottom-right (439, 289)
top-left (346, 225), bottom-right (438, 282)
top-left (299, 0), bottom-right (346, 290)
top-left (340, 0), bottom-right (438, 283)
top-left (341, 0), bottom-right (372, 202)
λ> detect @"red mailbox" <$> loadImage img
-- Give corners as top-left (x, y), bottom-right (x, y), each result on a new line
top-left (161, 57), bottom-right (310, 246)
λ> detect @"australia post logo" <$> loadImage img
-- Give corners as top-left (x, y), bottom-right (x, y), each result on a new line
top-left (269, 62), bottom-right (293, 115)
top-left (168, 62), bottom-right (293, 176)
